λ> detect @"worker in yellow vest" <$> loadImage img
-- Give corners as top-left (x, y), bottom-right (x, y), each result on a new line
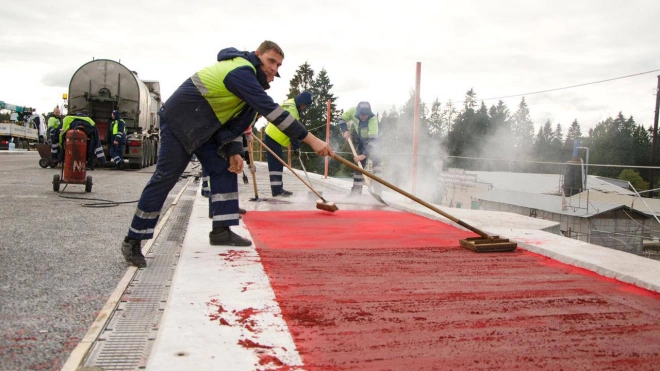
top-left (121, 41), bottom-right (333, 268)
top-left (339, 101), bottom-right (381, 197)
top-left (46, 106), bottom-right (62, 143)
top-left (109, 110), bottom-right (126, 170)
top-left (264, 91), bottom-right (312, 197)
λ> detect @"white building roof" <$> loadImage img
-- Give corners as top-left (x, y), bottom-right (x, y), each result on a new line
top-left (475, 188), bottom-right (634, 218)
top-left (469, 171), bottom-right (635, 196)
top-left (572, 190), bottom-right (660, 218)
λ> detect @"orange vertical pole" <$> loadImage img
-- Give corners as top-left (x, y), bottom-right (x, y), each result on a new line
top-left (324, 99), bottom-right (331, 178)
top-left (412, 62), bottom-right (421, 195)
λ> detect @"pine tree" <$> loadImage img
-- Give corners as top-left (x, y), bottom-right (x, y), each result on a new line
top-left (427, 98), bottom-right (443, 137)
top-left (551, 123), bottom-right (565, 162)
top-left (284, 63), bottom-right (342, 175)
top-left (446, 89), bottom-right (478, 169)
top-left (440, 100), bottom-right (457, 136)
top-left (511, 97), bottom-right (535, 156)
top-left (587, 112), bottom-right (640, 178)
top-left (287, 62), bottom-right (314, 99)
top-left (563, 119), bottom-right (582, 156)
top-left (488, 100), bottom-right (512, 138)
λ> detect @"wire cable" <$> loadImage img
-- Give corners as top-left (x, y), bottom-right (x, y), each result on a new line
top-left (375, 152), bottom-right (660, 170)
top-left (449, 68), bottom-right (660, 104)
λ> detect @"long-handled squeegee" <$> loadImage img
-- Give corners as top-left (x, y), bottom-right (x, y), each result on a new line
top-left (253, 136), bottom-right (338, 213)
top-left (247, 140), bottom-right (260, 201)
top-left (333, 154), bottom-right (517, 252)
top-left (297, 154), bottom-right (322, 200)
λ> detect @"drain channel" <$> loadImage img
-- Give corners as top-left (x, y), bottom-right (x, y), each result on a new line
top-left (83, 184), bottom-right (197, 370)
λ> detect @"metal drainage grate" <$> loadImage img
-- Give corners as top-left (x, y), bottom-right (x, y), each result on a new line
top-left (83, 184), bottom-right (197, 370)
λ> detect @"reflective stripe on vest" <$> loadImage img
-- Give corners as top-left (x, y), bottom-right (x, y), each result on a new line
top-left (265, 99), bottom-right (299, 147)
top-left (192, 58), bottom-right (257, 125)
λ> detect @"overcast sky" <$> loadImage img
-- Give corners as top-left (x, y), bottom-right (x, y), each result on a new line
top-left (1, 0), bottom-right (659, 134)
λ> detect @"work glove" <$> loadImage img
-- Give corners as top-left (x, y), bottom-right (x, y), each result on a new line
top-left (293, 148), bottom-right (301, 159)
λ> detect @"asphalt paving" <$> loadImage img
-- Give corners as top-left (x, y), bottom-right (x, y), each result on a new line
top-left (0, 151), bottom-right (193, 371)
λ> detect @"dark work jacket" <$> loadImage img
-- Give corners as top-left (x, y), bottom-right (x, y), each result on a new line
top-left (159, 48), bottom-right (309, 155)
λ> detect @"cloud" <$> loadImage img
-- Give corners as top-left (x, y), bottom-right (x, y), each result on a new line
top-left (0, 0), bottom-right (658, 136)
top-left (41, 68), bottom-right (76, 88)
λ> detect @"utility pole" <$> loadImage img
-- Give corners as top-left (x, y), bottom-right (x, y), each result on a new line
top-left (650, 75), bottom-right (660, 198)
top-left (412, 62), bottom-right (421, 195)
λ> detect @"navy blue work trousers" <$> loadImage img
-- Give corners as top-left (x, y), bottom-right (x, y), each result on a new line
top-left (265, 134), bottom-right (285, 196)
top-left (109, 143), bottom-right (124, 164)
top-left (127, 119), bottom-right (239, 240)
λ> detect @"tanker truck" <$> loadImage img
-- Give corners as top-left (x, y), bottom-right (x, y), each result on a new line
top-left (67, 59), bottom-right (161, 168)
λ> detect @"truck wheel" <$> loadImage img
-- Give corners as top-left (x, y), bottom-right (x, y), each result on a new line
top-left (85, 176), bottom-right (93, 193)
top-left (53, 174), bottom-right (60, 192)
top-left (39, 159), bottom-right (48, 168)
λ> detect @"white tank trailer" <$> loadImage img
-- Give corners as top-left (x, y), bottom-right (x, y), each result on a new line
top-left (67, 59), bottom-right (161, 168)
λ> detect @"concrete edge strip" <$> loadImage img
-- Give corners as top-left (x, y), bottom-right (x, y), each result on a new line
top-left (59, 177), bottom-right (194, 371)
top-left (146, 185), bottom-right (304, 370)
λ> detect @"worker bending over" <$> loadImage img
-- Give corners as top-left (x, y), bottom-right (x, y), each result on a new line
top-left (264, 91), bottom-right (312, 197)
top-left (339, 101), bottom-right (381, 197)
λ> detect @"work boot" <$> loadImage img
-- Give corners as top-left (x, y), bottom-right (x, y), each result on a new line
top-left (121, 237), bottom-right (147, 268)
top-left (238, 208), bottom-right (247, 215)
top-left (209, 228), bottom-right (252, 246)
top-left (349, 185), bottom-right (362, 197)
top-left (273, 189), bottom-right (293, 197)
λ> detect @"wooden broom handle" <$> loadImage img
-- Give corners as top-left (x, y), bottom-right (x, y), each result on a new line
top-left (332, 154), bottom-right (494, 240)
top-left (252, 135), bottom-right (327, 202)
top-left (247, 140), bottom-right (258, 198)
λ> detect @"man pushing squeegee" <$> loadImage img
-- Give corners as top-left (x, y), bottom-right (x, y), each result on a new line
top-left (252, 135), bottom-right (338, 212)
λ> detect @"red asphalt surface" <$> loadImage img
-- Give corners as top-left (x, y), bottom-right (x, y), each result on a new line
top-left (244, 210), bottom-right (660, 371)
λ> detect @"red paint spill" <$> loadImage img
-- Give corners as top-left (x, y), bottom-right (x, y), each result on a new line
top-left (219, 249), bottom-right (248, 262)
top-left (234, 307), bottom-right (258, 323)
top-left (238, 338), bottom-right (272, 349)
top-left (232, 307), bottom-right (259, 332)
top-left (259, 354), bottom-right (284, 366)
top-left (244, 210), bottom-right (660, 370)
top-left (242, 282), bottom-right (255, 293)
top-left (207, 299), bottom-right (228, 323)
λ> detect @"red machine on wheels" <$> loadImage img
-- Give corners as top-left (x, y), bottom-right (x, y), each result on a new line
top-left (52, 128), bottom-right (93, 192)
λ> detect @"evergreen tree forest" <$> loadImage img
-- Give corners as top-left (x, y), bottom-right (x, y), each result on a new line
top-left (265, 63), bottom-right (658, 195)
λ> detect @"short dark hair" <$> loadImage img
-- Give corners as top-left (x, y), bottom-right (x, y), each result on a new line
top-left (257, 40), bottom-right (284, 58)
